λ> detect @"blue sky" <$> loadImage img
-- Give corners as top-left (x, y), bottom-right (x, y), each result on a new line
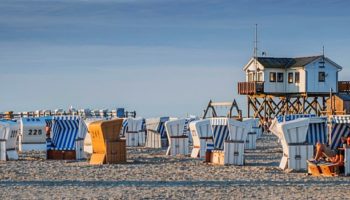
top-left (1, 0), bottom-right (350, 117)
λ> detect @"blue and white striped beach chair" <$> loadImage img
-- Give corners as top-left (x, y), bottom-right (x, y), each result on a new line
top-left (210, 118), bottom-right (229, 150)
top-left (48, 116), bottom-right (87, 159)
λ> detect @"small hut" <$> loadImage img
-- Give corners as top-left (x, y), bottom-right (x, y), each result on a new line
top-left (326, 93), bottom-right (350, 115)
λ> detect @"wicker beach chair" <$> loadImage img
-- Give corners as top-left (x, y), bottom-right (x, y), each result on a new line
top-left (47, 116), bottom-right (87, 160)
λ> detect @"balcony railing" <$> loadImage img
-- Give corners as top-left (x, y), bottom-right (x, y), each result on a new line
top-left (338, 81), bottom-right (350, 93)
top-left (238, 81), bottom-right (264, 95)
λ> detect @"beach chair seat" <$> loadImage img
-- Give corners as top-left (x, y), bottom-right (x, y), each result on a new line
top-left (245, 132), bottom-right (257, 150)
top-left (89, 119), bottom-right (126, 164)
top-left (167, 136), bottom-right (189, 156)
top-left (319, 163), bottom-right (340, 177)
top-left (47, 116), bottom-right (87, 160)
top-left (307, 160), bottom-right (322, 176)
top-left (287, 144), bottom-right (314, 171)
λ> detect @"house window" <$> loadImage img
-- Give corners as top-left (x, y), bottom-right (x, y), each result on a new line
top-left (319, 71), bottom-right (325, 82)
top-left (257, 72), bottom-right (263, 82)
top-left (248, 73), bottom-right (254, 82)
top-left (269, 72), bottom-right (276, 82)
top-left (277, 72), bottom-right (284, 82)
top-left (295, 72), bottom-right (300, 83)
top-left (288, 72), bottom-right (293, 83)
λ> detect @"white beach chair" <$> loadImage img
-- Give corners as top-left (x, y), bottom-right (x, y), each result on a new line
top-left (0, 120), bottom-right (20, 161)
top-left (189, 119), bottom-right (213, 159)
top-left (225, 119), bottom-right (249, 165)
top-left (274, 118), bottom-right (313, 171)
top-left (243, 118), bottom-right (262, 138)
top-left (165, 118), bottom-right (189, 156)
top-left (19, 117), bottom-right (51, 152)
top-left (242, 118), bottom-right (258, 149)
top-left (145, 117), bottom-right (169, 148)
top-left (125, 118), bottom-right (144, 147)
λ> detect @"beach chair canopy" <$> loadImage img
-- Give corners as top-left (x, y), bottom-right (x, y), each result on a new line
top-left (275, 114), bottom-right (327, 145)
top-left (276, 114), bottom-right (316, 123)
top-left (280, 118), bottom-right (309, 144)
top-left (227, 119), bottom-right (249, 142)
top-left (165, 118), bottom-right (188, 137)
top-left (49, 116), bottom-right (87, 150)
top-left (126, 118), bottom-right (144, 132)
top-left (146, 117), bottom-right (169, 138)
top-left (210, 118), bottom-right (230, 150)
top-left (183, 117), bottom-right (197, 134)
top-left (190, 119), bottom-right (213, 138)
top-left (329, 115), bottom-right (350, 149)
top-left (20, 117), bottom-right (49, 145)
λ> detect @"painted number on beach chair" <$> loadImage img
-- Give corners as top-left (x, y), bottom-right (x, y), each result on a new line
top-left (28, 129), bottom-right (43, 136)
top-left (10, 130), bottom-right (17, 138)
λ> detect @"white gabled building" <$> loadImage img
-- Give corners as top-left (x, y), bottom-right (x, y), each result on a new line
top-left (242, 55), bottom-right (342, 94)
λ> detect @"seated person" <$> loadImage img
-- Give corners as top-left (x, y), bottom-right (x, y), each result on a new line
top-left (313, 137), bottom-right (349, 166)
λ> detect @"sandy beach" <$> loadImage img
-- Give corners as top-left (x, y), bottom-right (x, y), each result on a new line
top-left (1, 133), bottom-right (349, 199)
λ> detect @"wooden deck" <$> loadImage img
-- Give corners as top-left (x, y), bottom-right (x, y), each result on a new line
top-left (237, 82), bottom-right (264, 95)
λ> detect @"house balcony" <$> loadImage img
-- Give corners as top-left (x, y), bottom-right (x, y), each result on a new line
top-left (237, 81), bottom-right (264, 95)
top-left (338, 81), bottom-right (350, 93)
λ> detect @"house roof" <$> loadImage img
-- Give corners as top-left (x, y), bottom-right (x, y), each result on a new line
top-left (243, 55), bottom-right (343, 71)
top-left (257, 56), bottom-right (322, 69)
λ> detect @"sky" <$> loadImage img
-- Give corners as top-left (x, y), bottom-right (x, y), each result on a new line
top-left (1, 0), bottom-right (350, 118)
